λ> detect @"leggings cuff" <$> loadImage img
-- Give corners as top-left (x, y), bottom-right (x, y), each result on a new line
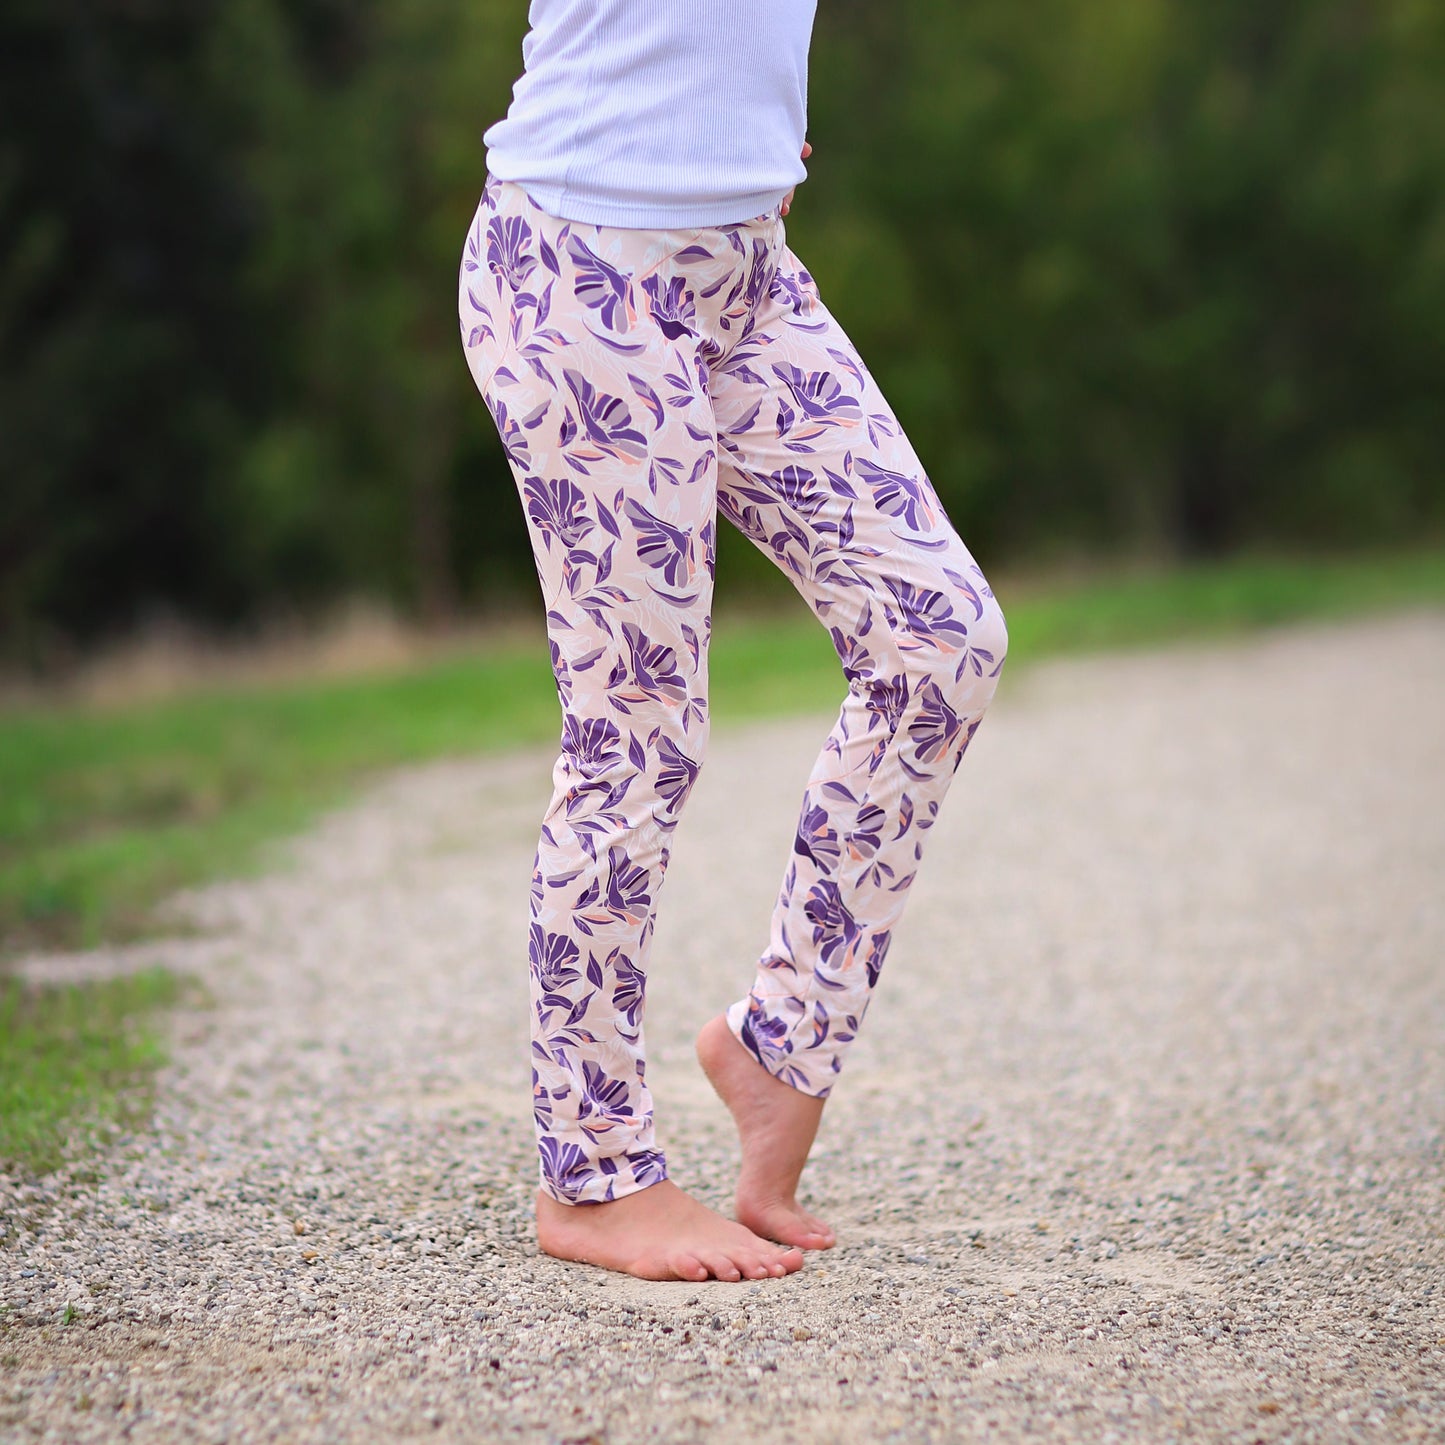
top-left (538, 1146), bottom-right (670, 1206)
top-left (725, 996), bottom-right (838, 1099)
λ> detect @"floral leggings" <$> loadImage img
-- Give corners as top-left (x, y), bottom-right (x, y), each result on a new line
top-left (458, 173), bottom-right (1008, 1205)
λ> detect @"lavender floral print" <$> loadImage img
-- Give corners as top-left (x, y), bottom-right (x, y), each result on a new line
top-left (459, 174), bottom-right (1008, 1206)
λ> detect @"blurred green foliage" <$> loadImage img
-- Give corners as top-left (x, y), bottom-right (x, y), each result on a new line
top-left (2, 0), bottom-right (1443, 661)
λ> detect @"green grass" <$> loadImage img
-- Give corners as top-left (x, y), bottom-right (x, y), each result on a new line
top-left (0, 967), bottom-right (180, 1176)
top-left (0, 649), bottom-right (568, 955)
top-left (3, 546), bottom-right (1443, 959)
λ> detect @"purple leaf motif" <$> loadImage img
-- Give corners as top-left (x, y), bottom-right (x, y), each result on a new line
top-left (641, 273), bottom-right (697, 341)
top-left (486, 214), bottom-right (537, 290)
top-left (856, 457), bottom-right (936, 532)
top-left (803, 880), bottom-right (863, 971)
top-left (528, 923), bottom-right (581, 991)
top-left (538, 1138), bottom-right (594, 1202)
top-left (563, 369), bottom-right (650, 460)
top-left (771, 364), bottom-right (863, 427)
top-left (566, 234), bottom-right (636, 332)
top-left (622, 497), bottom-right (696, 589)
top-left (523, 476), bottom-right (589, 551)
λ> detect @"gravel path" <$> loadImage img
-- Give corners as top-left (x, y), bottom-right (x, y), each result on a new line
top-left (3, 611), bottom-right (1443, 1443)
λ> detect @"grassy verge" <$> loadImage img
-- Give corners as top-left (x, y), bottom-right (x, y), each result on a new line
top-left (0, 968), bottom-right (180, 1176)
top-left (3, 546), bottom-right (1442, 959)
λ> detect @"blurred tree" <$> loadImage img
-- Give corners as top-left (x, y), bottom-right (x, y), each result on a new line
top-left (0, 0), bottom-right (263, 660)
top-left (798, 0), bottom-right (1445, 560)
top-left (2, 0), bottom-right (1442, 661)
top-left (209, 0), bottom-right (530, 623)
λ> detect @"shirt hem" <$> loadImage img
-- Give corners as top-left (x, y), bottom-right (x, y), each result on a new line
top-left (505, 177), bottom-right (790, 230)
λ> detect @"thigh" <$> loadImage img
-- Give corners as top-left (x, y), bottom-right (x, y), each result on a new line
top-left (709, 245), bottom-right (999, 675)
top-left (460, 177), bottom-right (721, 740)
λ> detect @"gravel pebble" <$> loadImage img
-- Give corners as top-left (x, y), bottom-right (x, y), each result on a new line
top-left (2, 611), bottom-right (1443, 1442)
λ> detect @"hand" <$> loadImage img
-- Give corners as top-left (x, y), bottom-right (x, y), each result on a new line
top-left (780, 141), bottom-right (813, 217)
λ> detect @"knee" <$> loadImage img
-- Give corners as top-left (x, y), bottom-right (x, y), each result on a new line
top-left (560, 709), bottom-right (708, 820)
top-left (973, 591), bottom-right (1009, 684)
top-left (907, 580), bottom-right (1007, 718)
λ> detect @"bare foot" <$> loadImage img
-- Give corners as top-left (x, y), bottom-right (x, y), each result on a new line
top-left (535, 1180), bottom-right (804, 1282)
top-left (696, 1014), bottom-right (837, 1250)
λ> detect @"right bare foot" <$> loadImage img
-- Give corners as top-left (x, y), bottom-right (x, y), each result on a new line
top-left (696, 1014), bottom-right (837, 1251)
top-left (535, 1181), bottom-right (805, 1282)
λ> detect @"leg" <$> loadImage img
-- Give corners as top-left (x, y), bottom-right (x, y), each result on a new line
top-left (459, 177), bottom-right (802, 1280)
top-left (697, 238), bottom-right (1009, 1246)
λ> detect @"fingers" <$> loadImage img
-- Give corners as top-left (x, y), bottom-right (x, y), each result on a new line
top-left (783, 141), bottom-right (812, 216)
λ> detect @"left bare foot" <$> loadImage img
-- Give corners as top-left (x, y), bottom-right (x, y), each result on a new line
top-left (535, 1181), bottom-right (802, 1281)
top-left (696, 1014), bottom-right (836, 1250)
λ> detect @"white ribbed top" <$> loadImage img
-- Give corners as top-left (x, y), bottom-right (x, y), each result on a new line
top-left (483, 0), bottom-right (817, 228)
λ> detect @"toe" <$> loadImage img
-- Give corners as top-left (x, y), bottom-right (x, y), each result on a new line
top-left (805, 1215), bottom-right (835, 1244)
top-left (669, 1253), bottom-right (709, 1283)
top-left (737, 1254), bottom-right (773, 1280)
top-left (701, 1252), bottom-right (743, 1283)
